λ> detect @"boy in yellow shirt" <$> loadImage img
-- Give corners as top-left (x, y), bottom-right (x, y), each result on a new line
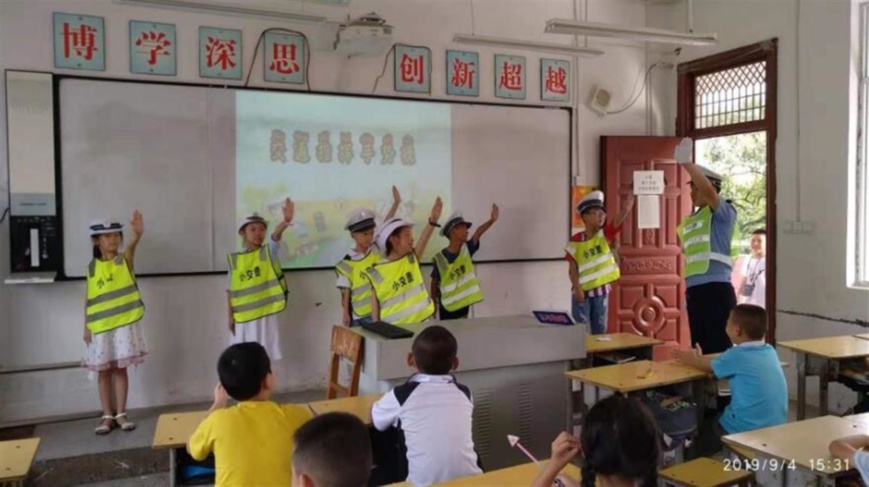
top-left (188, 342), bottom-right (311, 486)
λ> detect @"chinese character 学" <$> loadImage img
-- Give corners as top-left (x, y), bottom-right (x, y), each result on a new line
top-left (269, 42), bottom-right (299, 75)
top-left (400, 54), bottom-right (425, 85)
top-left (134, 30), bottom-right (171, 66)
top-left (62, 22), bottom-right (99, 61)
top-left (451, 58), bottom-right (476, 89)
top-left (205, 36), bottom-right (236, 70)
top-left (270, 129), bottom-right (288, 163)
top-left (499, 62), bottom-right (523, 91)
top-left (545, 65), bottom-right (567, 95)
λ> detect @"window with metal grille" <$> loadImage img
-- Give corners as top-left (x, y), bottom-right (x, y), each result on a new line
top-left (694, 62), bottom-right (767, 130)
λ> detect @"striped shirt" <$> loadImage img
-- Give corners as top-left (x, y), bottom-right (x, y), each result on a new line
top-left (565, 222), bottom-right (622, 297)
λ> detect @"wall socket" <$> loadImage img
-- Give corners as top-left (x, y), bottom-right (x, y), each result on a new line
top-left (784, 220), bottom-right (814, 234)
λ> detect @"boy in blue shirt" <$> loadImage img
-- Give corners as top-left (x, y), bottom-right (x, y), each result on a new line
top-left (672, 304), bottom-right (788, 453)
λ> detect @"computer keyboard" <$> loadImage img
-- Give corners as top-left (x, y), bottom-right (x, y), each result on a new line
top-left (360, 321), bottom-right (414, 339)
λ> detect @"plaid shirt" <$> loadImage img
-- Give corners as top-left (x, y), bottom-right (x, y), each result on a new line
top-left (565, 222), bottom-right (622, 297)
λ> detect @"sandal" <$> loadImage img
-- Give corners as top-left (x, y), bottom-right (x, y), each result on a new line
top-left (115, 412), bottom-right (136, 432)
top-left (95, 415), bottom-right (116, 435)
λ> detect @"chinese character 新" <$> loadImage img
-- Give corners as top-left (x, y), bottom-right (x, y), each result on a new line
top-left (400, 135), bottom-right (416, 166)
top-left (62, 22), bottom-right (99, 61)
top-left (381, 134), bottom-right (396, 165)
top-left (360, 133), bottom-right (376, 165)
top-left (545, 65), bottom-right (567, 95)
top-left (293, 131), bottom-right (311, 163)
top-left (270, 129), bottom-right (288, 163)
top-left (134, 30), bottom-right (171, 65)
top-left (338, 132), bottom-right (354, 164)
top-left (205, 36), bottom-right (236, 70)
top-left (316, 131), bottom-right (333, 163)
top-left (451, 58), bottom-right (476, 89)
top-left (269, 42), bottom-right (300, 75)
top-left (400, 54), bottom-right (425, 85)
top-left (499, 62), bottom-right (523, 91)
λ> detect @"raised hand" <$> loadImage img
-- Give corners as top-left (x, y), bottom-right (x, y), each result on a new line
top-left (130, 210), bottom-right (144, 237)
top-left (491, 204), bottom-right (500, 222)
top-left (281, 198), bottom-right (295, 224)
top-left (430, 197), bottom-right (443, 222)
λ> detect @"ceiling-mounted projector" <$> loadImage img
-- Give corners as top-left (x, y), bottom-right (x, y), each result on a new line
top-left (334, 12), bottom-right (393, 57)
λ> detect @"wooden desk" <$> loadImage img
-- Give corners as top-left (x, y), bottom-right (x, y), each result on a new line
top-left (855, 333), bottom-right (869, 341)
top-left (565, 360), bottom-right (709, 393)
top-left (307, 394), bottom-right (382, 425)
top-left (152, 411), bottom-right (209, 487)
top-left (847, 412), bottom-right (869, 426)
top-left (722, 415), bottom-right (866, 486)
top-left (659, 457), bottom-right (753, 487)
top-left (778, 335), bottom-right (869, 419)
top-left (0, 438), bottom-right (40, 486)
top-left (586, 333), bottom-right (663, 357)
top-left (387, 462), bottom-right (581, 486)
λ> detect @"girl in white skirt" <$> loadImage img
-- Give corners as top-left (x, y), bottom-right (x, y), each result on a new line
top-left (82, 212), bottom-right (148, 435)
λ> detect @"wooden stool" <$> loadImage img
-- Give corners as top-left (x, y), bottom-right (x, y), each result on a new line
top-left (0, 438), bottom-right (40, 487)
top-left (327, 325), bottom-right (364, 399)
top-left (659, 458), bottom-right (753, 487)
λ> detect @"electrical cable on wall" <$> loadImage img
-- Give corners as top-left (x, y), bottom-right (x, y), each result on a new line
top-left (607, 63), bottom-right (662, 115)
top-left (244, 27), bottom-right (313, 91)
top-left (794, 0), bottom-right (803, 221)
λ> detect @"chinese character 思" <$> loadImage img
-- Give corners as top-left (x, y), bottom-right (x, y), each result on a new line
top-left (269, 42), bottom-right (300, 75)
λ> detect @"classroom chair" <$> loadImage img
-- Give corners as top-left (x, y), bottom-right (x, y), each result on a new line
top-left (327, 325), bottom-right (364, 399)
top-left (659, 457), bottom-right (754, 487)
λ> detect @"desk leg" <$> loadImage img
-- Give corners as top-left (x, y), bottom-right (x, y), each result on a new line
top-left (796, 352), bottom-right (807, 420)
top-left (566, 377), bottom-right (574, 433)
top-left (818, 359), bottom-right (831, 417)
top-left (169, 448), bottom-right (177, 487)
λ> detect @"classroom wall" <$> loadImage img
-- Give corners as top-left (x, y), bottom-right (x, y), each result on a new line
top-left (648, 0), bottom-right (869, 412)
top-left (0, 0), bottom-right (652, 423)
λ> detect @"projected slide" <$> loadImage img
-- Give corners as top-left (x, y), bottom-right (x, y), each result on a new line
top-left (235, 92), bottom-right (452, 268)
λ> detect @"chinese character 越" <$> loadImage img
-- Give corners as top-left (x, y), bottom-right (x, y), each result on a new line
top-left (270, 129), bottom-right (288, 163)
top-left (134, 30), bottom-right (171, 66)
top-left (381, 134), bottom-right (396, 165)
top-left (400, 54), bottom-right (425, 85)
top-left (338, 132), bottom-right (354, 164)
top-left (400, 135), bottom-right (416, 166)
top-left (545, 65), bottom-right (567, 95)
top-left (360, 133), bottom-right (376, 165)
top-left (205, 36), bottom-right (237, 70)
top-left (499, 62), bottom-right (523, 91)
top-left (316, 131), bottom-right (332, 163)
top-left (62, 22), bottom-right (99, 61)
top-left (451, 58), bottom-right (476, 89)
top-left (293, 131), bottom-right (311, 163)
top-left (269, 42), bottom-right (299, 75)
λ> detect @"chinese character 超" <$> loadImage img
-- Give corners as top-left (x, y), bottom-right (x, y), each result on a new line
top-left (499, 62), bottom-right (523, 91)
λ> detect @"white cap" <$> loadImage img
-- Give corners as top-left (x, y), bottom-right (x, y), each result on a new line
top-left (345, 209), bottom-right (377, 232)
top-left (89, 220), bottom-right (123, 236)
top-left (375, 218), bottom-right (414, 252)
top-left (694, 165), bottom-right (725, 182)
top-left (576, 190), bottom-right (605, 215)
top-left (441, 211), bottom-right (472, 238)
top-left (237, 213), bottom-right (269, 233)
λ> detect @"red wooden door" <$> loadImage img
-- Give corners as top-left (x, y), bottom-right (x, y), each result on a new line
top-left (601, 136), bottom-right (693, 359)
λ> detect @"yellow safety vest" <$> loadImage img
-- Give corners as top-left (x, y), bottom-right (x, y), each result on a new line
top-left (566, 233), bottom-right (621, 291)
top-left (677, 206), bottom-right (733, 278)
top-left (433, 245), bottom-right (484, 312)
top-left (85, 256), bottom-right (145, 334)
top-left (228, 246), bottom-right (287, 324)
top-left (366, 254), bottom-right (434, 327)
top-left (335, 250), bottom-right (380, 319)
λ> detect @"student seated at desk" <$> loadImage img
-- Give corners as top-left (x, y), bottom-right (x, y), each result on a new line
top-left (829, 435), bottom-right (869, 485)
top-left (188, 343), bottom-right (312, 487)
top-left (672, 304), bottom-right (787, 453)
top-left (532, 395), bottom-right (661, 487)
top-left (293, 412), bottom-right (373, 487)
top-left (371, 325), bottom-right (482, 486)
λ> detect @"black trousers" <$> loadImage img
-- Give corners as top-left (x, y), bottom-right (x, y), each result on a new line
top-left (686, 282), bottom-right (736, 354)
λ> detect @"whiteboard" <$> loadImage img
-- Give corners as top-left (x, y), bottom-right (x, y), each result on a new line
top-left (60, 79), bottom-right (570, 276)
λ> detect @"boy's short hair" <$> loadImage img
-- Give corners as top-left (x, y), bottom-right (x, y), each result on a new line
top-left (411, 325), bottom-right (458, 375)
top-left (730, 304), bottom-right (767, 340)
top-left (293, 412), bottom-right (372, 487)
top-left (751, 228), bottom-right (767, 236)
top-left (217, 342), bottom-right (271, 401)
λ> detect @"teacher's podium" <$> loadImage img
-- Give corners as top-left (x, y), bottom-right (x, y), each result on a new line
top-left (351, 315), bottom-right (585, 471)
